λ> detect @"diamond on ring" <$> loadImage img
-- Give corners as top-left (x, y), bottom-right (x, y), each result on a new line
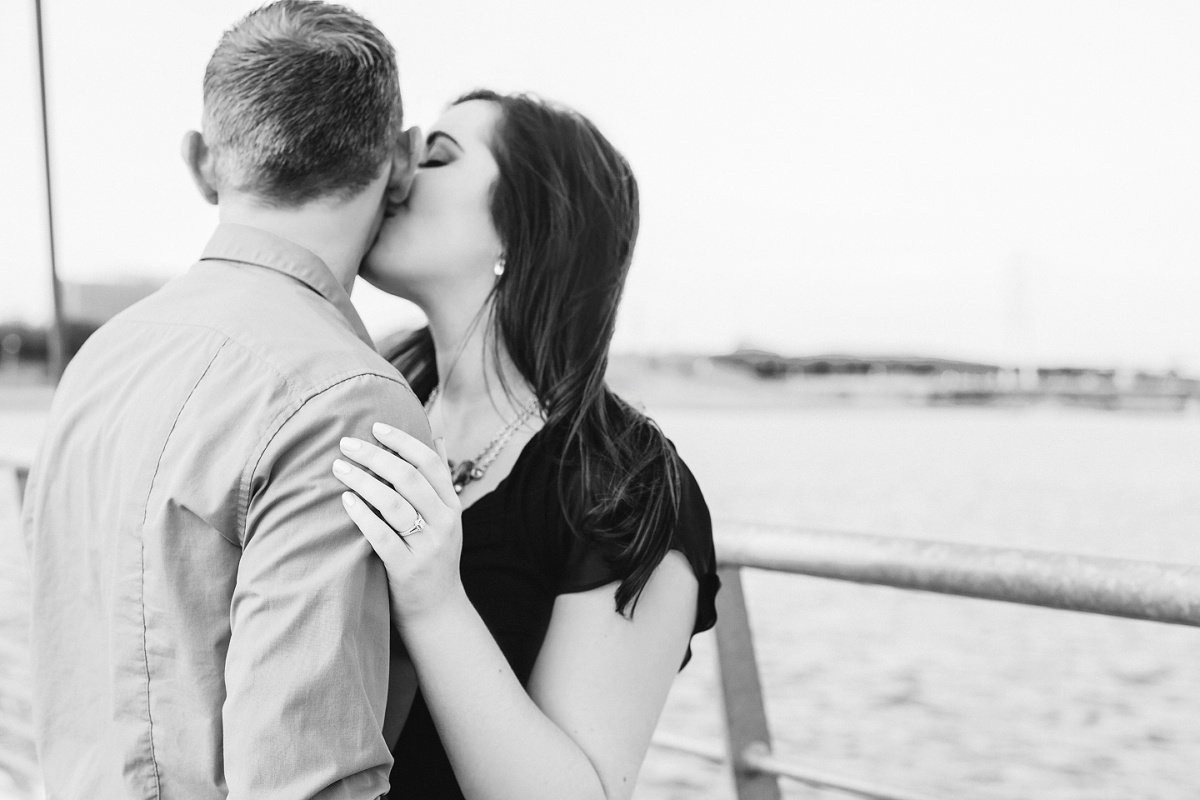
top-left (401, 514), bottom-right (426, 537)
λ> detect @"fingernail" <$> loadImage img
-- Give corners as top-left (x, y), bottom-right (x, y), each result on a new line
top-left (341, 437), bottom-right (362, 451)
top-left (342, 492), bottom-right (357, 507)
top-left (333, 459), bottom-right (351, 476)
top-left (373, 422), bottom-right (394, 437)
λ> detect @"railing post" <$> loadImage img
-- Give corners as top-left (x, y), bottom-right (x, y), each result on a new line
top-left (714, 565), bottom-right (781, 800)
top-left (16, 466), bottom-right (29, 501)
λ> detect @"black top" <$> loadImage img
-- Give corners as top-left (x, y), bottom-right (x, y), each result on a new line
top-left (388, 424), bottom-right (720, 798)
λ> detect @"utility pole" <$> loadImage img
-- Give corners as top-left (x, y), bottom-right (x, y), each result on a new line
top-left (35, 0), bottom-right (68, 381)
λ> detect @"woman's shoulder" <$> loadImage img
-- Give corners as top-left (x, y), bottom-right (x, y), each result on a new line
top-left (529, 416), bottom-right (719, 634)
top-left (667, 441), bottom-right (713, 553)
top-left (663, 441), bottom-right (720, 636)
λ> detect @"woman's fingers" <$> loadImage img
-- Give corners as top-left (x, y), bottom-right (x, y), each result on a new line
top-left (370, 424), bottom-right (460, 508)
top-left (337, 437), bottom-right (444, 520)
top-left (341, 491), bottom-right (411, 559)
top-left (336, 430), bottom-right (467, 626)
top-left (332, 457), bottom-right (424, 534)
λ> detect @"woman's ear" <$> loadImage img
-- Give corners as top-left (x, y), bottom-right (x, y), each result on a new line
top-left (385, 127), bottom-right (423, 212)
top-left (180, 131), bottom-right (219, 205)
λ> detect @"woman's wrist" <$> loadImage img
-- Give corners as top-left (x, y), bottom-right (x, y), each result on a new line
top-left (394, 580), bottom-right (473, 639)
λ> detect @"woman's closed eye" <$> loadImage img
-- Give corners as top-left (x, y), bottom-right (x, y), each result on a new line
top-left (419, 142), bottom-right (452, 169)
top-left (420, 131), bottom-right (460, 169)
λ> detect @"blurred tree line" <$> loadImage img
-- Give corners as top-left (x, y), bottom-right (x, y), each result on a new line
top-left (0, 320), bottom-right (100, 368)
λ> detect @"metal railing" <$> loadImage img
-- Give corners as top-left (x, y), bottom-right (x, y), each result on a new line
top-left (1, 462), bottom-right (36, 793)
top-left (4, 462), bottom-right (1200, 799)
top-left (652, 523), bottom-right (1200, 800)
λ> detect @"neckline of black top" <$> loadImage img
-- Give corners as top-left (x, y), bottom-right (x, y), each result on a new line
top-left (459, 423), bottom-right (549, 517)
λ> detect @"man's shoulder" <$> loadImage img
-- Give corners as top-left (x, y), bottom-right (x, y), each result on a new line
top-left (116, 263), bottom-right (404, 398)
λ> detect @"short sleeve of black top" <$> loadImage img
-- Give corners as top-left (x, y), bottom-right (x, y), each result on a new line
top-left (388, 424), bottom-right (719, 799)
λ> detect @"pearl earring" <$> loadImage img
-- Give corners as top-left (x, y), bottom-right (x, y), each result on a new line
top-left (493, 256), bottom-right (506, 277)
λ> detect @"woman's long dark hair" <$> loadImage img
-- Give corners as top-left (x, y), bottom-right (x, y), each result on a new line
top-left (391, 90), bottom-right (681, 615)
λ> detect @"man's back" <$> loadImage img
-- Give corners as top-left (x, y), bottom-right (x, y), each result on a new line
top-left (22, 224), bottom-right (428, 799)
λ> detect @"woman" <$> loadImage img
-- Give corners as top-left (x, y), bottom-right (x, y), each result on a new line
top-left (331, 90), bottom-right (719, 800)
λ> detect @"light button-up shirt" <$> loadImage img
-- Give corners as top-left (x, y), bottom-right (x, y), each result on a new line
top-left (22, 223), bottom-right (428, 799)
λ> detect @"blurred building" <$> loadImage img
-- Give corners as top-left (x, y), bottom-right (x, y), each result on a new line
top-left (61, 279), bottom-right (161, 325)
top-left (0, 279), bottom-right (163, 372)
top-left (713, 348), bottom-right (1002, 380)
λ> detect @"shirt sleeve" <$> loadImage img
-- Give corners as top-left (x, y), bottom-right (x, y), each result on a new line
top-left (556, 452), bottom-right (721, 654)
top-left (223, 373), bottom-right (431, 800)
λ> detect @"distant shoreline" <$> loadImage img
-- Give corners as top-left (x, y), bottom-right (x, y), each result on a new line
top-left (4, 354), bottom-right (1199, 417)
top-left (606, 355), bottom-right (1200, 415)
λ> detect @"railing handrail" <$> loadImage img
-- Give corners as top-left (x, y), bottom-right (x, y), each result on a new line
top-left (651, 733), bottom-right (939, 800)
top-left (714, 521), bottom-right (1200, 627)
top-left (678, 523), bottom-right (1200, 800)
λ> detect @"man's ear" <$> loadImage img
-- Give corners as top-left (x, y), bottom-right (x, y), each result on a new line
top-left (180, 131), bottom-right (219, 205)
top-left (384, 126), bottom-right (423, 212)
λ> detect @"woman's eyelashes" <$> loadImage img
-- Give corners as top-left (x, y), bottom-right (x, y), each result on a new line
top-left (420, 131), bottom-right (460, 168)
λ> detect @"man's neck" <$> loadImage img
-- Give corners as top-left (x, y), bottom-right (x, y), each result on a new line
top-left (217, 189), bottom-right (385, 292)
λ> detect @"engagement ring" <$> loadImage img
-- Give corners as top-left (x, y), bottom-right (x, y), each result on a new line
top-left (401, 514), bottom-right (426, 538)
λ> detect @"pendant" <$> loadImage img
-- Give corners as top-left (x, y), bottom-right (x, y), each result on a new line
top-left (451, 460), bottom-right (476, 494)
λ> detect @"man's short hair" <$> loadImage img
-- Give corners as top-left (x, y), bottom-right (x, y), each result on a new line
top-left (202, 0), bottom-right (402, 206)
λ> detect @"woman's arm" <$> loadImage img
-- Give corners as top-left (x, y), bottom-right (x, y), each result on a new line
top-left (528, 556), bottom-right (698, 799)
top-left (406, 556), bottom-right (696, 800)
top-left (334, 425), bottom-right (698, 800)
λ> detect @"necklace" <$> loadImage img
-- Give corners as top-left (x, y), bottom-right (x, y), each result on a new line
top-left (425, 387), bottom-right (541, 494)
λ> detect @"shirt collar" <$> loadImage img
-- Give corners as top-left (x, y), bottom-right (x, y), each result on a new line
top-left (199, 222), bottom-right (376, 349)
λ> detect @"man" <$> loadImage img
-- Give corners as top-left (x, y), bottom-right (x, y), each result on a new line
top-left (21, 3), bottom-right (427, 797)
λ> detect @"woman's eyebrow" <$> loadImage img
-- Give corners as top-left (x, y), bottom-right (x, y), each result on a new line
top-left (426, 131), bottom-right (462, 149)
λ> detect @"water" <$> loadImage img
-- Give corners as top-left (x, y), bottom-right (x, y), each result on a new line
top-left (3, 402), bottom-right (1199, 798)
top-left (636, 405), bottom-right (1200, 800)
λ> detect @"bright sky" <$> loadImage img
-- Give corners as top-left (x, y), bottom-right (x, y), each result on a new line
top-left (2, 1), bottom-right (1199, 368)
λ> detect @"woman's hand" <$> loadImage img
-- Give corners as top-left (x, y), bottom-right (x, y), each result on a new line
top-left (333, 422), bottom-right (465, 626)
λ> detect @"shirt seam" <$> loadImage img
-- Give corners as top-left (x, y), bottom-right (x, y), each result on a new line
top-left (237, 371), bottom-right (419, 544)
top-left (137, 336), bottom-right (231, 799)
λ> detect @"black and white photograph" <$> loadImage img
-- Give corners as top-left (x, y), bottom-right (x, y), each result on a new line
top-left (1, 2), bottom-right (1198, 799)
